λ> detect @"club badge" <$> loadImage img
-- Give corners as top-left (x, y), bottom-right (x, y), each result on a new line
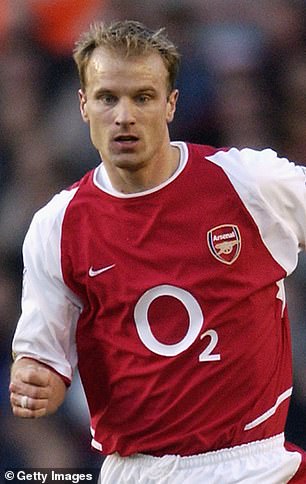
top-left (207, 224), bottom-right (241, 265)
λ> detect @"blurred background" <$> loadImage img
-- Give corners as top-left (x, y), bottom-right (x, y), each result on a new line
top-left (1, 0), bottom-right (306, 476)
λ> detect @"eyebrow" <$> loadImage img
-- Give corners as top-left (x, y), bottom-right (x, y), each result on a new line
top-left (93, 86), bottom-right (158, 97)
top-left (93, 88), bottom-right (113, 95)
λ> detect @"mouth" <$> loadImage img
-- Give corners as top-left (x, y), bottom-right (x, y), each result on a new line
top-left (114, 134), bottom-right (139, 143)
top-left (112, 134), bottom-right (140, 153)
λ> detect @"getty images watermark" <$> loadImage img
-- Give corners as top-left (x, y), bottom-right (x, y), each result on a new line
top-left (3, 469), bottom-right (101, 483)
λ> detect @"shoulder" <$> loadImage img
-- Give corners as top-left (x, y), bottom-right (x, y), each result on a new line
top-left (186, 142), bottom-right (228, 159)
top-left (204, 147), bottom-right (306, 217)
top-left (28, 169), bottom-right (95, 240)
top-left (185, 142), bottom-right (303, 185)
top-left (31, 188), bottom-right (78, 233)
top-left (205, 146), bottom-right (305, 186)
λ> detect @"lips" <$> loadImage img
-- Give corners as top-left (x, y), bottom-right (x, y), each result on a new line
top-left (114, 134), bottom-right (139, 142)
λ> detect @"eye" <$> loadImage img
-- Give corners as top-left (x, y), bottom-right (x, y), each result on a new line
top-left (136, 94), bottom-right (151, 104)
top-left (98, 93), bottom-right (117, 105)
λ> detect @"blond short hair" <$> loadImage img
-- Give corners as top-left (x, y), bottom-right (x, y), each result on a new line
top-left (73, 20), bottom-right (180, 93)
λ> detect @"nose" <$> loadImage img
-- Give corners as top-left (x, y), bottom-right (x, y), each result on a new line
top-left (114, 97), bottom-right (136, 126)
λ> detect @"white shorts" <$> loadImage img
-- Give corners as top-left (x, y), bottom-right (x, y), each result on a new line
top-left (98, 434), bottom-right (302, 484)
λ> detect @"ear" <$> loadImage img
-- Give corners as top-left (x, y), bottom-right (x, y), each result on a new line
top-left (79, 89), bottom-right (89, 123)
top-left (166, 89), bottom-right (179, 124)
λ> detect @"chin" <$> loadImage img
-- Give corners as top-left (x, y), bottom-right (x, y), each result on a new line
top-left (103, 145), bottom-right (148, 171)
top-left (115, 158), bottom-right (145, 171)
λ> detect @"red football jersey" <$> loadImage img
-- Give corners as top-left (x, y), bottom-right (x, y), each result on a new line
top-left (13, 142), bottom-right (306, 456)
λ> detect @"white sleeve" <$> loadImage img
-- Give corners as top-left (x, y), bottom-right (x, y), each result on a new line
top-left (12, 188), bottom-right (82, 381)
top-left (207, 147), bottom-right (306, 275)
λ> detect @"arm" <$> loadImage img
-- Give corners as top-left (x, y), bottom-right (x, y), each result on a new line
top-left (10, 190), bottom-right (82, 418)
top-left (10, 357), bottom-right (67, 418)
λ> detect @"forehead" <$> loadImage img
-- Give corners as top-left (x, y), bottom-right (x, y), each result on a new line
top-left (85, 47), bottom-right (169, 92)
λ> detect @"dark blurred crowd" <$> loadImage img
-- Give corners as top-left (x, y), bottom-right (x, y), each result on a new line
top-left (1, 0), bottom-right (306, 471)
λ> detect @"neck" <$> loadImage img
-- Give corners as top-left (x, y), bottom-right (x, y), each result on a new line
top-left (102, 145), bottom-right (180, 194)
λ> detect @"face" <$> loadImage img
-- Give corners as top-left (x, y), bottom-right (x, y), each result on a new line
top-left (79, 47), bottom-right (178, 174)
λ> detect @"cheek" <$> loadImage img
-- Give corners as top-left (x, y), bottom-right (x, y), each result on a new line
top-left (88, 109), bottom-right (110, 131)
top-left (88, 117), bottom-right (109, 150)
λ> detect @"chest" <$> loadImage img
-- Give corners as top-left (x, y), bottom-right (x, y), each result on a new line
top-left (61, 163), bottom-right (283, 318)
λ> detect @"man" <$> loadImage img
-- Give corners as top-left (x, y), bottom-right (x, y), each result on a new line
top-left (9, 20), bottom-right (306, 483)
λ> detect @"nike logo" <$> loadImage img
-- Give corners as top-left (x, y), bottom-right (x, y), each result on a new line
top-left (88, 264), bottom-right (116, 277)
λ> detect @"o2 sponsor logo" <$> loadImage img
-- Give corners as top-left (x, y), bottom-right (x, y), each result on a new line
top-left (134, 284), bottom-right (220, 361)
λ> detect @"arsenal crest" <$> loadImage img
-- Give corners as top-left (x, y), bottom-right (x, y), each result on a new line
top-left (207, 224), bottom-right (241, 265)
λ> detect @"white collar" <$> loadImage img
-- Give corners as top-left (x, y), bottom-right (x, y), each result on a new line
top-left (93, 141), bottom-right (188, 198)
